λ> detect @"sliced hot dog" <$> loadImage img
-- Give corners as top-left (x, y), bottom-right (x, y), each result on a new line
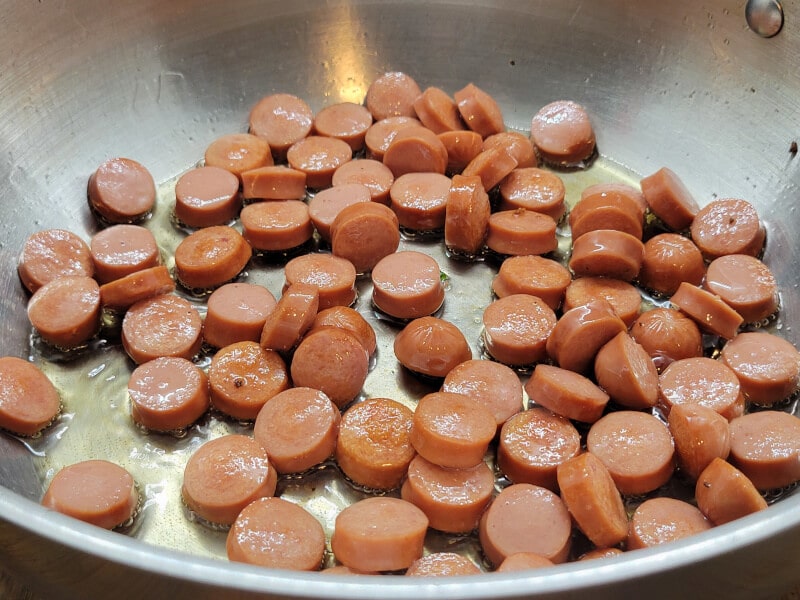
top-left (389, 172), bottom-right (451, 232)
top-left (331, 159), bottom-right (394, 204)
top-left (639, 167), bottom-right (700, 231)
top-left (0, 356), bottom-right (61, 436)
top-left (371, 250), bottom-right (445, 320)
top-left (18, 229), bottom-right (94, 294)
top-left (690, 198), bottom-right (765, 260)
top-left (492, 255), bottom-right (571, 311)
top-left (444, 174), bottom-right (491, 258)
top-left (658, 357), bottom-right (744, 421)
top-left (27, 276), bottom-right (101, 350)
top-left (413, 87), bottom-right (465, 133)
top-left (203, 282), bottom-right (277, 349)
top-left (253, 387), bottom-right (340, 474)
top-left (290, 327), bottom-right (369, 408)
top-left (259, 282), bottom-right (319, 353)
top-left (627, 497), bottom-right (711, 550)
top-left (335, 397), bottom-right (415, 490)
top-left (482, 294), bottom-right (557, 367)
top-left (208, 341), bottom-right (289, 420)
top-left (454, 82), bottom-right (505, 137)
top-left (484, 131), bottom-right (537, 169)
top-left (227, 497), bottom-right (325, 570)
top-left (240, 165), bottom-right (307, 201)
top-left (331, 496), bottom-right (428, 572)
top-left (479, 483), bottom-right (572, 566)
top-left (526, 364), bottom-right (609, 423)
top-left (580, 182), bottom-right (646, 218)
top-left (563, 276), bottom-right (642, 327)
top-left (121, 293), bottom-right (203, 364)
top-left (174, 166), bottom-right (241, 228)
top-left (174, 225), bottom-right (252, 291)
top-left (42, 460), bottom-right (139, 529)
top-left (639, 233), bottom-right (705, 297)
top-left (695, 457), bottom-right (768, 525)
top-left (410, 391), bottom-right (496, 468)
top-left (485, 208), bottom-right (557, 257)
top-left (569, 229), bottom-right (645, 282)
top-left (181, 434), bottom-right (277, 526)
top-left (498, 407), bottom-right (581, 490)
top-left (729, 411), bottom-right (800, 490)
top-left (594, 331), bottom-right (659, 410)
top-left (393, 316), bottom-right (472, 379)
top-left (556, 451), bottom-right (628, 549)
top-left (364, 72), bottom-right (422, 121)
top-left (629, 307), bottom-right (703, 371)
top-left (438, 130), bottom-right (484, 173)
top-left (442, 358), bottom-right (524, 429)
top-left (719, 331), bottom-right (800, 406)
top-left (587, 410), bottom-right (675, 495)
top-left (204, 133), bottom-right (273, 180)
top-left (287, 135), bottom-right (353, 189)
top-left (313, 101), bottom-right (373, 151)
top-left (99, 265), bottom-right (176, 312)
top-left (309, 306), bottom-right (377, 357)
top-left (401, 454), bottom-right (494, 533)
top-left (307, 183), bottom-right (371, 243)
top-left (248, 93), bottom-right (314, 161)
top-left (90, 224), bottom-right (160, 284)
top-left (498, 167), bottom-right (565, 222)
top-left (284, 253), bottom-right (357, 310)
top-left (667, 403), bottom-right (731, 481)
top-left (569, 193), bottom-right (643, 241)
top-left (364, 116), bottom-right (421, 161)
top-left (404, 553), bottom-right (481, 577)
top-left (496, 553), bottom-right (554, 572)
top-left (128, 356), bottom-right (209, 432)
top-left (462, 147), bottom-right (518, 193)
top-left (330, 202), bottom-right (400, 274)
top-left (383, 125), bottom-right (448, 177)
top-left (671, 281), bottom-right (744, 340)
top-left (240, 199), bottom-right (314, 253)
top-left (88, 157), bottom-right (156, 224)
top-left (530, 100), bottom-right (596, 166)
top-left (704, 254), bottom-right (779, 324)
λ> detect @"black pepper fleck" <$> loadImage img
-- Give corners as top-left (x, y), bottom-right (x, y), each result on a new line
top-left (790, 141), bottom-right (798, 155)
top-left (234, 378), bottom-right (244, 388)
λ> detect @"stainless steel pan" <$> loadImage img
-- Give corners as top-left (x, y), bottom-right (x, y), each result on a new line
top-left (1, 1), bottom-right (799, 598)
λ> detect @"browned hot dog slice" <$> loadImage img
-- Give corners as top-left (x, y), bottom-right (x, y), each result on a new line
top-left (227, 497), bottom-right (325, 570)
top-left (389, 172), bottom-right (451, 232)
top-left (498, 167), bottom-right (565, 222)
top-left (174, 225), bottom-right (252, 291)
top-left (120, 294), bottom-right (203, 364)
top-left (284, 253), bottom-right (357, 310)
top-left (330, 202), bottom-right (400, 274)
top-left (594, 331), bottom-right (659, 410)
top-left (331, 496), bottom-right (428, 572)
top-left (174, 166), bottom-right (241, 228)
top-left (563, 276), bottom-right (642, 327)
top-left (248, 93), bottom-right (314, 161)
top-left (556, 451), bottom-right (628, 549)
top-left (364, 72), bottom-right (422, 121)
top-left (479, 483), bottom-right (572, 566)
top-left (658, 357), bottom-right (744, 421)
top-left (587, 410), bottom-right (675, 495)
top-left (240, 165), bottom-right (307, 201)
top-left (671, 282), bottom-right (744, 340)
top-left (287, 135), bottom-right (353, 189)
top-left (639, 233), bottom-right (706, 296)
top-left (18, 229), bottom-right (94, 294)
top-left (526, 364), bottom-right (609, 423)
top-left (309, 306), bottom-right (377, 357)
top-left (704, 254), bottom-right (779, 323)
top-left (99, 265), bottom-right (176, 312)
top-left (482, 294), bottom-right (557, 367)
top-left (42, 460), bottom-right (139, 529)
top-left (546, 299), bottom-right (627, 374)
top-left (90, 224), bottom-right (160, 284)
top-left (627, 497), bottom-right (711, 550)
top-left (530, 100), bottom-right (596, 166)
top-left (290, 327), bottom-right (369, 408)
top-left (394, 316), bottom-right (472, 379)
top-left (569, 229), bottom-right (645, 282)
top-left (639, 167), bottom-right (700, 231)
top-left (719, 331), bottom-right (800, 406)
top-left (444, 174), bottom-right (490, 258)
top-left (413, 87), bottom-right (465, 134)
top-left (404, 553), bottom-right (481, 577)
top-left (462, 147), bottom-right (518, 192)
top-left (181, 434), bottom-right (277, 526)
top-left (88, 157), bottom-right (156, 224)
top-left (364, 116), bottom-right (421, 161)
top-left (371, 250), bottom-right (444, 320)
top-left (253, 386), bottom-right (340, 474)
top-left (259, 282), bottom-right (319, 353)
top-left (629, 307), bottom-right (703, 371)
top-left (454, 82), bottom-right (505, 138)
top-left (492, 255), bottom-right (571, 311)
top-left (442, 358), bottom-right (524, 429)
top-left (307, 183), bottom-right (371, 243)
top-left (498, 407), bottom-right (581, 490)
top-left (485, 209), bottom-right (557, 257)
top-left (331, 159), bottom-right (395, 205)
top-left (401, 454), bottom-right (494, 533)
top-left (690, 198), bottom-right (765, 259)
top-left (0, 356), bottom-right (61, 436)
top-left (410, 391), bottom-right (495, 468)
top-left (729, 411), bottom-right (800, 490)
top-left (668, 403), bottom-right (731, 481)
top-left (335, 397), bottom-right (415, 490)
top-left (438, 130), bottom-right (483, 173)
top-left (128, 356), bottom-right (209, 432)
top-left (27, 276), bottom-right (101, 350)
top-left (241, 200), bottom-right (314, 253)
top-left (383, 125), bottom-right (448, 177)
top-left (202, 282), bottom-right (277, 349)
top-left (484, 131), bottom-right (538, 169)
top-left (313, 101), bottom-right (373, 151)
top-left (204, 133), bottom-right (273, 180)
top-left (208, 340), bottom-right (289, 420)
top-left (695, 457), bottom-right (767, 525)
